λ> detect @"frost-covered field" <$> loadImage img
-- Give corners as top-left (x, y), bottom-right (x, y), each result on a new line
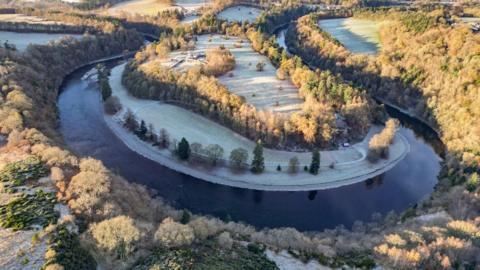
top-left (0, 152), bottom-right (68, 270)
top-left (0, 14), bottom-right (61, 25)
top-left (217, 5), bottom-right (262, 23)
top-left (111, 63), bottom-right (363, 166)
top-left (108, 63), bottom-right (409, 190)
top-left (148, 34), bottom-right (303, 114)
top-left (0, 31), bottom-right (82, 51)
top-left (460, 17), bottom-right (480, 23)
top-left (319, 18), bottom-right (382, 55)
top-left (107, 0), bottom-right (211, 16)
top-left (107, 0), bottom-right (173, 16)
top-left (265, 250), bottom-right (330, 270)
top-left (176, 0), bottom-right (212, 12)
top-left (343, 18), bottom-right (381, 45)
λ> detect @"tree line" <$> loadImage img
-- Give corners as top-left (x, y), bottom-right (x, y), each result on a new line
top-left (123, 108), bottom-right (323, 175)
top-left (286, 8), bottom-right (479, 179)
top-left (0, 26), bottom-right (143, 138)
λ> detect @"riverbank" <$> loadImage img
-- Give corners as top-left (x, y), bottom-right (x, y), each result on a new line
top-left (104, 60), bottom-right (410, 191)
top-left (105, 113), bottom-right (409, 191)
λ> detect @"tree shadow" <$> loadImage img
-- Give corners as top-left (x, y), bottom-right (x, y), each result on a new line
top-left (285, 21), bottom-right (440, 133)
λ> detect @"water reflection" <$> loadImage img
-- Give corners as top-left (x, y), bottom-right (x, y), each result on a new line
top-left (365, 175), bottom-right (384, 190)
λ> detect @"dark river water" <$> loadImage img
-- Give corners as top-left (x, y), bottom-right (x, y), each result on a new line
top-left (58, 60), bottom-right (442, 232)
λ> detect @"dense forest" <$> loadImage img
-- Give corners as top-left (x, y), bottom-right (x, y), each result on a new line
top-left (286, 9), bottom-right (480, 170)
top-left (14, 6), bottom-right (176, 37)
top-left (0, 28), bottom-right (143, 137)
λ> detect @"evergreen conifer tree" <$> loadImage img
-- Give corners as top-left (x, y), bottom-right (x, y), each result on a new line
top-left (309, 149), bottom-right (320, 175)
top-left (178, 137), bottom-right (190, 160)
top-left (251, 140), bottom-right (265, 174)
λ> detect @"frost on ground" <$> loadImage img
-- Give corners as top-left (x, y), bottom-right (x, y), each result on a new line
top-left (0, 14), bottom-right (64, 25)
top-left (146, 34), bottom-right (303, 114)
top-left (0, 31), bottom-right (82, 52)
top-left (318, 18), bottom-right (382, 55)
top-left (107, 0), bottom-right (211, 16)
top-left (176, 0), bottom-right (212, 12)
top-left (107, 63), bottom-right (409, 190)
top-left (460, 17), bottom-right (480, 23)
top-left (266, 250), bottom-right (331, 270)
top-left (0, 228), bottom-right (48, 270)
top-left (217, 5), bottom-right (263, 23)
top-left (107, 0), bottom-right (174, 16)
top-left (342, 18), bottom-right (382, 46)
top-left (111, 63), bottom-right (360, 167)
top-left (0, 152), bottom-right (55, 270)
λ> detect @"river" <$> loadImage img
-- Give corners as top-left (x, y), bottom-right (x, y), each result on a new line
top-left (58, 58), bottom-right (442, 231)
top-left (0, 31), bottom-right (82, 52)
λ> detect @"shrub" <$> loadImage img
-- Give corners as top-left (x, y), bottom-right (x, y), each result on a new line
top-left (104, 96), bottom-right (122, 115)
top-left (0, 156), bottom-right (48, 190)
top-left (465, 173), bottom-right (478, 192)
top-left (131, 241), bottom-right (277, 270)
top-left (43, 225), bottom-right (96, 270)
top-left (229, 148), bottom-right (248, 170)
top-left (88, 215), bottom-right (142, 260)
top-left (130, 247), bottom-right (195, 270)
top-left (180, 209), bottom-right (191, 224)
top-left (0, 190), bottom-right (59, 231)
top-left (50, 167), bottom-right (65, 183)
top-left (204, 144), bottom-right (224, 166)
top-left (247, 243), bottom-right (265, 254)
top-left (31, 232), bottom-right (40, 244)
top-left (66, 160), bottom-right (111, 217)
top-left (44, 264), bottom-right (65, 270)
top-left (217, 231), bottom-right (233, 249)
top-left (204, 46), bottom-right (236, 76)
top-left (33, 145), bottom-right (78, 167)
top-left (154, 217), bottom-right (195, 248)
top-left (288, 157), bottom-right (299, 174)
top-left (256, 61), bottom-right (266, 72)
top-left (123, 109), bottom-right (138, 132)
top-left (0, 107), bottom-right (23, 133)
top-left (188, 217), bottom-right (222, 240)
top-left (190, 143), bottom-right (204, 160)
